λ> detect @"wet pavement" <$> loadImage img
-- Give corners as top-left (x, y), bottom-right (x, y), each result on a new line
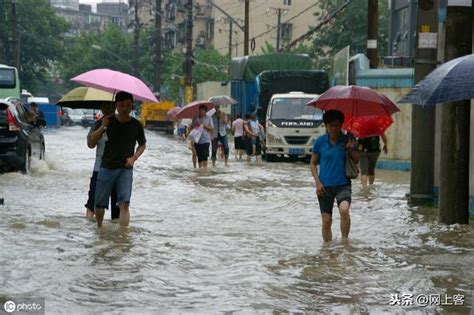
top-left (0, 126), bottom-right (473, 314)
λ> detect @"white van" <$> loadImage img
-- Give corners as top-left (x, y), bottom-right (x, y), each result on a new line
top-left (265, 92), bottom-right (325, 161)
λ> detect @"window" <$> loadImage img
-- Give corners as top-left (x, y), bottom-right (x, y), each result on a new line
top-left (280, 23), bottom-right (292, 40)
top-left (270, 98), bottom-right (322, 120)
top-left (0, 69), bottom-right (15, 89)
top-left (207, 19), bottom-right (214, 40)
top-left (165, 31), bottom-right (177, 48)
top-left (283, 0), bottom-right (292, 6)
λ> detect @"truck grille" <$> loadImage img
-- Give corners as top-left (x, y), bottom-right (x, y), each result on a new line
top-left (284, 136), bottom-right (310, 145)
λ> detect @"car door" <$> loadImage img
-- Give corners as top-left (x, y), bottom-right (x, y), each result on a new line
top-left (16, 103), bottom-right (41, 158)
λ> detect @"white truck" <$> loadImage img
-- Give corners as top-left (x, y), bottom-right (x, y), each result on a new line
top-left (264, 92), bottom-right (325, 161)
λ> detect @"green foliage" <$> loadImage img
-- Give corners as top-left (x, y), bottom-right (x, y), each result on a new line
top-left (0, 0), bottom-right (69, 94)
top-left (61, 25), bottom-right (135, 88)
top-left (311, 0), bottom-right (389, 70)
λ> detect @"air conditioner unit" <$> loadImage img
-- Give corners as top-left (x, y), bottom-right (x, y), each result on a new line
top-left (195, 37), bottom-right (205, 46)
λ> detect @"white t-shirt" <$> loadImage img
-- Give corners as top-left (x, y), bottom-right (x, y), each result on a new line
top-left (232, 118), bottom-right (244, 137)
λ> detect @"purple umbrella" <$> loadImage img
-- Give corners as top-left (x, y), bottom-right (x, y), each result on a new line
top-left (71, 68), bottom-right (158, 103)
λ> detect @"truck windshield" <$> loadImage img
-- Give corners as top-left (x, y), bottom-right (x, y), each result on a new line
top-left (0, 68), bottom-right (16, 88)
top-left (270, 98), bottom-right (323, 120)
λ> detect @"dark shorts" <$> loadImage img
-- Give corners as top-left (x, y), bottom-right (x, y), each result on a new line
top-left (195, 142), bottom-right (210, 163)
top-left (317, 184), bottom-right (352, 216)
top-left (85, 171), bottom-right (119, 219)
top-left (95, 167), bottom-right (133, 210)
top-left (234, 136), bottom-right (245, 150)
top-left (360, 152), bottom-right (380, 176)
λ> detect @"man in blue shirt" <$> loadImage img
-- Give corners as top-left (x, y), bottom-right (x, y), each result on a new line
top-left (310, 110), bottom-right (359, 243)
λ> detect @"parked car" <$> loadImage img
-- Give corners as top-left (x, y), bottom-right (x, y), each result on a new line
top-left (81, 109), bottom-right (96, 127)
top-left (67, 108), bottom-right (86, 126)
top-left (60, 107), bottom-right (73, 126)
top-left (0, 99), bottom-right (46, 173)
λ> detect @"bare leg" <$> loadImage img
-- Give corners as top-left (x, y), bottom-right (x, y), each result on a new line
top-left (321, 213), bottom-right (333, 243)
top-left (339, 201), bottom-right (351, 241)
top-left (369, 175), bottom-right (375, 185)
top-left (119, 202), bottom-right (130, 227)
top-left (192, 151), bottom-right (197, 169)
top-left (361, 175), bottom-right (368, 188)
top-left (86, 208), bottom-right (95, 218)
top-left (95, 208), bottom-right (105, 228)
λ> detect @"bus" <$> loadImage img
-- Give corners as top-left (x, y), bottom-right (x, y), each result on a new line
top-left (0, 64), bottom-right (20, 100)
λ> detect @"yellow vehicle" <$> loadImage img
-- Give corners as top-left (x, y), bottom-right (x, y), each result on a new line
top-left (140, 101), bottom-right (176, 134)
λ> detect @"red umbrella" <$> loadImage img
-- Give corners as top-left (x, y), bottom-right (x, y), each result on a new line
top-left (306, 85), bottom-right (399, 119)
top-left (176, 100), bottom-right (215, 119)
top-left (343, 115), bottom-right (393, 138)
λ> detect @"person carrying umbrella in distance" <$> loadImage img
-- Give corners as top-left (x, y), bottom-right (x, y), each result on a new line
top-left (310, 110), bottom-right (359, 243)
top-left (211, 105), bottom-right (230, 167)
top-left (85, 101), bottom-right (120, 220)
top-left (190, 104), bottom-right (214, 169)
top-left (89, 91), bottom-right (147, 228)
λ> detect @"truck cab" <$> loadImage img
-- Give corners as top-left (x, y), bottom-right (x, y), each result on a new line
top-left (265, 92), bottom-right (324, 160)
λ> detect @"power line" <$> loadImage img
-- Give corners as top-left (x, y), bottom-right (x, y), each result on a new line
top-left (215, 1), bottom-right (319, 51)
top-left (284, 0), bottom-right (352, 50)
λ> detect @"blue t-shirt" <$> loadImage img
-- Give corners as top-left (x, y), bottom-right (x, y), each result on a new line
top-left (313, 133), bottom-right (350, 187)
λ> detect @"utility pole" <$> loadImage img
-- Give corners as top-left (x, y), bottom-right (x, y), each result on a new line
top-left (133, 0), bottom-right (140, 76)
top-left (184, 0), bottom-right (193, 103)
top-left (11, 0), bottom-right (19, 69)
top-left (154, 0), bottom-right (162, 96)
top-left (438, 5), bottom-right (472, 224)
top-left (367, 0), bottom-right (378, 68)
top-left (244, 0), bottom-right (249, 55)
top-left (228, 20), bottom-right (233, 60)
top-left (276, 8), bottom-right (282, 52)
top-left (409, 0), bottom-right (438, 206)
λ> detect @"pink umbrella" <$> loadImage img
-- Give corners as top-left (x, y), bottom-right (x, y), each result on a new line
top-left (176, 100), bottom-right (215, 119)
top-left (70, 68), bottom-right (158, 103)
top-left (167, 107), bottom-right (181, 120)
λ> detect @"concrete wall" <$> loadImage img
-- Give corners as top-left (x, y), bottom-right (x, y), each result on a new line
top-left (375, 88), bottom-right (413, 161)
top-left (196, 81), bottom-right (231, 115)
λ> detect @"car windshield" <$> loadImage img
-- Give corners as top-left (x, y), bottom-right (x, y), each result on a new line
top-left (71, 109), bottom-right (85, 115)
top-left (270, 97), bottom-right (323, 120)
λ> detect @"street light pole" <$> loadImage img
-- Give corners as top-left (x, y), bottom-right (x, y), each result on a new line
top-left (154, 0), bottom-right (162, 97)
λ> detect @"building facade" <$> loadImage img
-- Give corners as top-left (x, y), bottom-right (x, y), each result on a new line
top-left (132, 0), bottom-right (319, 57)
top-left (386, 0), bottom-right (417, 67)
top-left (52, 1), bottom-right (128, 36)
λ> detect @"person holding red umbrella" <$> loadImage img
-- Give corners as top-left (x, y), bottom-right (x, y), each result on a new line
top-left (357, 134), bottom-right (388, 188)
top-left (310, 110), bottom-right (359, 244)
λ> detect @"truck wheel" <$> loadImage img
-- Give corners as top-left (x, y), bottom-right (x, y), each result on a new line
top-left (265, 154), bottom-right (277, 162)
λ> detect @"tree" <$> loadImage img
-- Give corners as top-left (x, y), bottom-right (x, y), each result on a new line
top-left (61, 25), bottom-right (135, 89)
top-left (310, 0), bottom-right (389, 70)
top-left (0, 0), bottom-right (69, 94)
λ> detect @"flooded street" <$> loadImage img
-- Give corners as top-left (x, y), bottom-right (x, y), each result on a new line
top-left (0, 127), bottom-right (473, 314)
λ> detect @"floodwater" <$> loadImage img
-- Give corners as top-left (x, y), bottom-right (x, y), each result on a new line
top-left (0, 126), bottom-right (472, 314)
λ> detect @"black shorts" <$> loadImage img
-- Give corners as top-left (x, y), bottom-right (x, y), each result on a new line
top-left (317, 184), bottom-right (352, 216)
top-left (245, 136), bottom-right (261, 155)
top-left (234, 136), bottom-right (245, 150)
top-left (195, 142), bottom-right (210, 163)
